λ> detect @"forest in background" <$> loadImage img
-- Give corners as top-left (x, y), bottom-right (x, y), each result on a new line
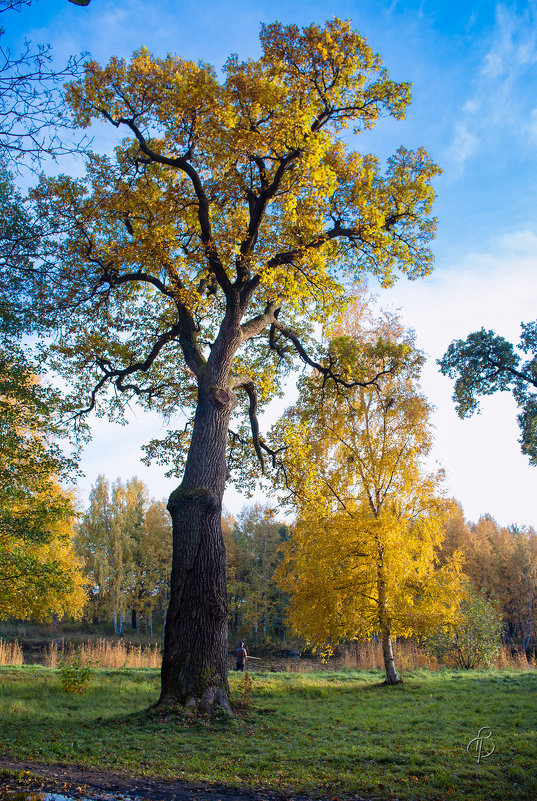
top-left (33, 474), bottom-right (534, 654)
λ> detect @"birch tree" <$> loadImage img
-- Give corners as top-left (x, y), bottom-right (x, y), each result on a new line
top-left (276, 303), bottom-right (464, 683)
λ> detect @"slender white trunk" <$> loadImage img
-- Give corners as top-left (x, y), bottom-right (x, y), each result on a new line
top-left (377, 563), bottom-right (401, 684)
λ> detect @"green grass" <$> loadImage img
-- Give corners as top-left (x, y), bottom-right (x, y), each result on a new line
top-left (0, 666), bottom-right (536, 800)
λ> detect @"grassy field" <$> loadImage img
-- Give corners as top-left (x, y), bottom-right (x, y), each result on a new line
top-left (0, 666), bottom-right (536, 801)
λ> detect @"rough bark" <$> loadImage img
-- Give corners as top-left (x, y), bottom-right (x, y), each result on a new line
top-left (158, 371), bottom-right (236, 715)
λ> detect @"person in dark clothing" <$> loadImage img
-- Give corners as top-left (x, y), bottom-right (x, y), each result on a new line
top-left (236, 641), bottom-right (247, 671)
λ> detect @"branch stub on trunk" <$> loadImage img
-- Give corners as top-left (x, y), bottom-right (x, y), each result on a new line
top-left (167, 485), bottom-right (219, 513)
top-left (209, 385), bottom-right (235, 409)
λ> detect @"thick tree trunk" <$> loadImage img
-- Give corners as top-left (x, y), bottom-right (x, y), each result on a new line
top-left (158, 380), bottom-right (235, 714)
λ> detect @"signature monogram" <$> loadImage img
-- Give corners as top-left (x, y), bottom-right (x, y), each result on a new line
top-left (466, 726), bottom-right (495, 763)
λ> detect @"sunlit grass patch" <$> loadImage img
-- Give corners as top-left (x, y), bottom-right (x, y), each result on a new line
top-left (0, 666), bottom-right (536, 800)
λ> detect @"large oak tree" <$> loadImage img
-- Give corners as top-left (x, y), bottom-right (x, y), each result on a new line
top-left (28, 19), bottom-right (440, 711)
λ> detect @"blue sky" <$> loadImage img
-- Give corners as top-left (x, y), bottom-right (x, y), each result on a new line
top-left (5, 0), bottom-right (537, 526)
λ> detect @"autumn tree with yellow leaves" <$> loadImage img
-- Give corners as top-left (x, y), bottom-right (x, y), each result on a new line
top-left (26, 20), bottom-right (440, 711)
top-left (0, 492), bottom-right (87, 621)
top-left (0, 353), bottom-right (87, 621)
top-left (275, 301), bottom-right (464, 683)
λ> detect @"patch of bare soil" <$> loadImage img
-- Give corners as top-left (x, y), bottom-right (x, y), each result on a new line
top-left (0, 760), bottom-right (373, 801)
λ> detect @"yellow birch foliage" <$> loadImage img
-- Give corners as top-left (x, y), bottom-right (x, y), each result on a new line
top-left (0, 352), bottom-right (87, 621)
top-left (279, 506), bottom-right (464, 659)
top-left (275, 297), bottom-right (464, 657)
top-left (0, 485), bottom-right (87, 620)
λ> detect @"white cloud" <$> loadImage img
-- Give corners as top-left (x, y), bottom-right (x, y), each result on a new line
top-left (375, 229), bottom-right (537, 527)
top-left (462, 99), bottom-right (479, 114)
top-left (445, 3), bottom-right (537, 176)
top-left (444, 123), bottom-right (480, 178)
top-left (481, 4), bottom-right (537, 77)
top-left (526, 107), bottom-right (537, 139)
top-left (481, 50), bottom-right (504, 78)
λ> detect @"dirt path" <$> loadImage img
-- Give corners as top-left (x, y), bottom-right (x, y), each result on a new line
top-left (0, 759), bottom-right (293, 801)
top-left (0, 759), bottom-right (372, 801)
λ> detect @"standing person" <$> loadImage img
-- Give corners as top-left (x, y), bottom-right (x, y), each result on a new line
top-left (235, 641), bottom-right (247, 671)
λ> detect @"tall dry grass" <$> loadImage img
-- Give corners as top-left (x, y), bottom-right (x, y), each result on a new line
top-left (283, 658), bottom-right (315, 673)
top-left (44, 642), bottom-right (60, 668)
top-left (495, 645), bottom-right (536, 670)
top-left (0, 638), bottom-right (23, 666)
top-left (340, 639), bottom-right (438, 671)
top-left (340, 641), bottom-right (535, 672)
top-left (45, 638), bottom-right (161, 669)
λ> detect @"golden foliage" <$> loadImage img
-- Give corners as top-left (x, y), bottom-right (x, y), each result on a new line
top-left (29, 19), bottom-right (441, 450)
top-left (276, 297), bottom-right (465, 658)
top-left (0, 485), bottom-right (88, 621)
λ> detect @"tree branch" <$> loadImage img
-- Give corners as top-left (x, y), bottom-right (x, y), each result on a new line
top-left (96, 268), bottom-right (205, 377)
top-left (76, 318), bottom-right (204, 421)
top-left (271, 320), bottom-right (397, 390)
top-left (230, 375), bottom-right (285, 473)
top-left (239, 299), bottom-right (281, 341)
top-left (484, 352), bottom-right (537, 389)
top-left (102, 268), bottom-right (175, 299)
top-left (322, 479), bottom-right (355, 518)
top-left (96, 109), bottom-right (233, 298)
top-left (236, 148), bottom-right (303, 282)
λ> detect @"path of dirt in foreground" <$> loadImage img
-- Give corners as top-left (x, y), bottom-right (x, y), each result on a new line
top-left (0, 760), bottom-right (372, 801)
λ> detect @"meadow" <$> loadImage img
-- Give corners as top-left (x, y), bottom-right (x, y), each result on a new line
top-left (0, 665), bottom-right (536, 801)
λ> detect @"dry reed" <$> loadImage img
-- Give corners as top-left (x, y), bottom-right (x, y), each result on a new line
top-left (495, 645), bottom-right (534, 670)
top-left (340, 639), bottom-right (439, 671)
top-left (44, 638), bottom-right (161, 669)
top-left (284, 658), bottom-right (314, 672)
top-left (0, 638), bottom-right (23, 666)
top-left (44, 642), bottom-right (59, 668)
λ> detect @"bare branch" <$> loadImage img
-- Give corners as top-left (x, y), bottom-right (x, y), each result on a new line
top-left (0, 20), bottom-right (88, 170)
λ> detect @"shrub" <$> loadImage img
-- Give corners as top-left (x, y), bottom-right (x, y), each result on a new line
top-left (425, 589), bottom-right (502, 669)
top-left (58, 651), bottom-right (93, 694)
top-left (231, 670), bottom-right (254, 710)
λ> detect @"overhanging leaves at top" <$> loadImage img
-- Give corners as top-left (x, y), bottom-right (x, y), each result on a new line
top-left (28, 18), bottom-right (440, 474)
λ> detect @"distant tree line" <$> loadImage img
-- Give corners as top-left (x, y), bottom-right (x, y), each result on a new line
top-left (223, 505), bottom-right (289, 646)
top-left (73, 476), bottom-right (536, 655)
top-left (75, 476), bottom-right (172, 636)
top-left (75, 480), bottom-right (291, 645)
top-left (440, 505), bottom-right (537, 652)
